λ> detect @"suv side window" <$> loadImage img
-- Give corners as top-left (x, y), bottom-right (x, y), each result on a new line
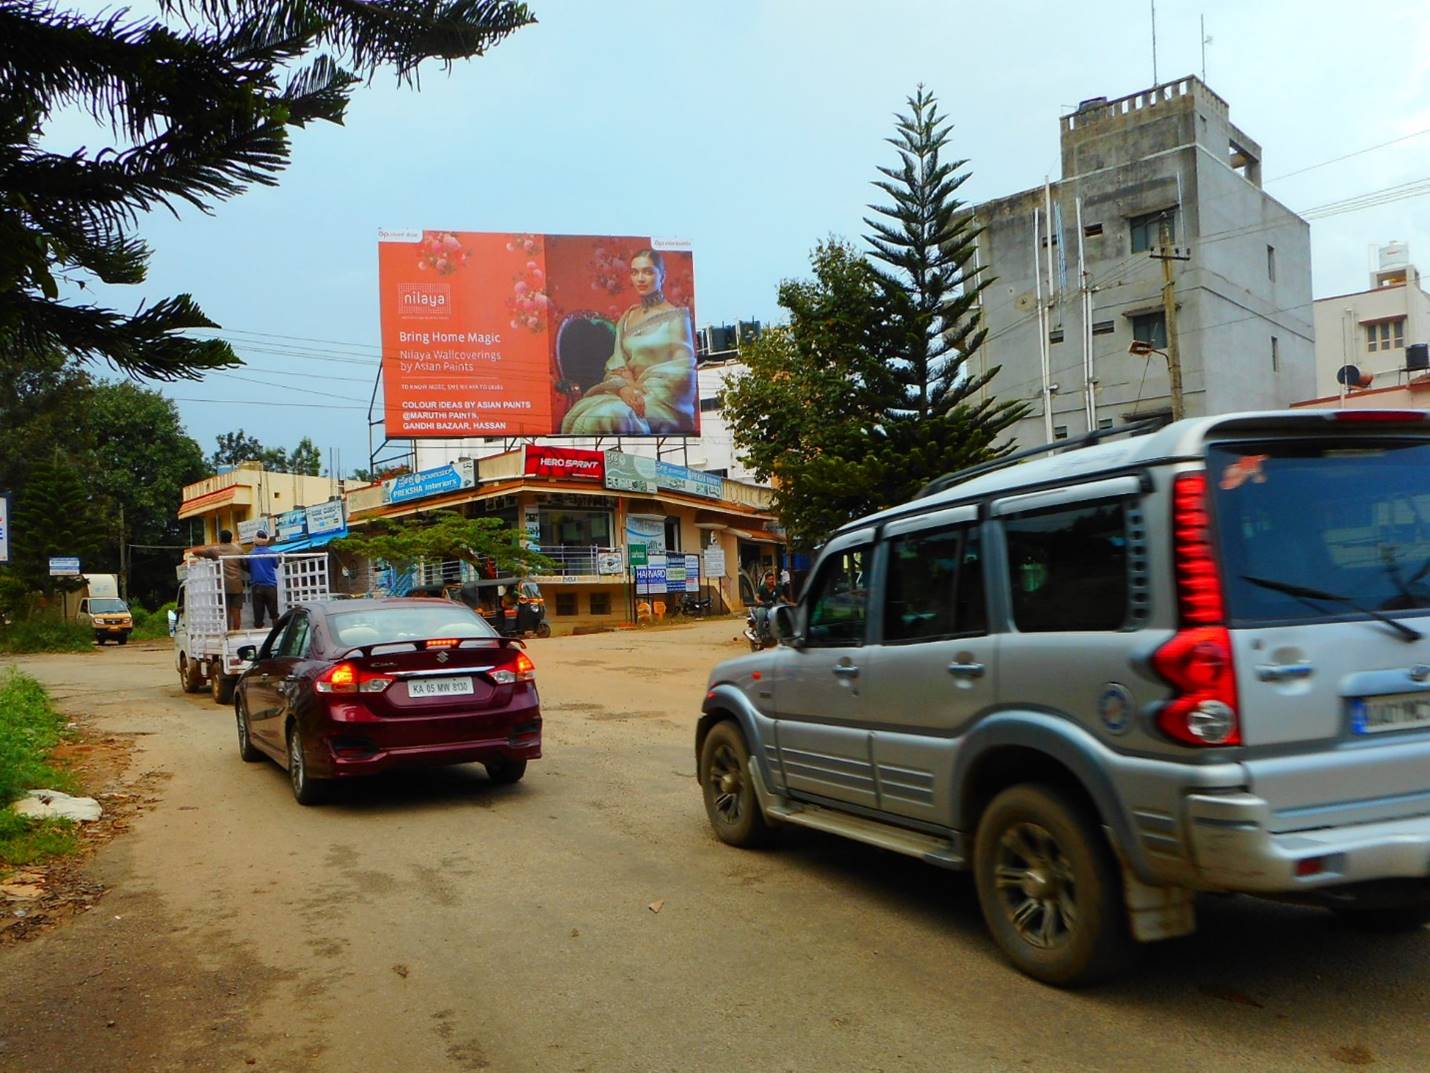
top-left (805, 547), bottom-right (869, 646)
top-left (884, 527), bottom-right (986, 642)
top-left (1004, 502), bottom-right (1128, 631)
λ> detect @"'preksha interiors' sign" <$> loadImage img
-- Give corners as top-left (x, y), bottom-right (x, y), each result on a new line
top-left (524, 445), bottom-right (605, 482)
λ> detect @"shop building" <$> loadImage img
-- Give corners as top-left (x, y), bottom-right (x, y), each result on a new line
top-left (178, 463), bottom-right (343, 548)
top-left (343, 446), bottom-right (782, 633)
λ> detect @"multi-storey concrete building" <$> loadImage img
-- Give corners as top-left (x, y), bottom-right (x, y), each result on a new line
top-left (968, 76), bottom-right (1315, 447)
top-left (1311, 241), bottom-right (1430, 397)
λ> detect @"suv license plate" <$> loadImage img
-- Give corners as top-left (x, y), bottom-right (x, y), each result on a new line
top-left (408, 677), bottom-right (474, 698)
top-left (1351, 693), bottom-right (1430, 734)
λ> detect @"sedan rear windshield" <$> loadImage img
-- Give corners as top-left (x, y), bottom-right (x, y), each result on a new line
top-left (1209, 439), bottom-right (1430, 625)
top-left (328, 605), bottom-right (498, 647)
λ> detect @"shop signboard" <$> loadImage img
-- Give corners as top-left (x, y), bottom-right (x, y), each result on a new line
top-left (276, 508), bottom-right (308, 541)
top-left (378, 230), bottom-right (697, 438)
top-left (635, 560), bottom-right (667, 596)
top-left (237, 516), bottom-right (272, 543)
top-left (48, 556), bottom-right (80, 576)
top-left (686, 553), bottom-right (700, 582)
top-left (702, 545), bottom-right (726, 578)
top-left (666, 560), bottom-right (686, 593)
top-left (597, 551), bottom-right (624, 575)
top-left (385, 458), bottom-right (476, 505)
top-left (0, 491), bottom-right (10, 564)
top-left (605, 451), bottom-right (658, 494)
top-left (523, 509), bottom-right (540, 550)
top-left (305, 500), bottom-right (346, 537)
top-left (627, 544), bottom-right (647, 567)
top-left (525, 445), bottom-right (604, 482)
top-left (655, 460), bottom-right (722, 500)
top-left (625, 514), bottom-right (666, 557)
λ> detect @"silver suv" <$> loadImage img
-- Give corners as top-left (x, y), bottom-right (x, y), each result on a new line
top-left (696, 411), bottom-right (1430, 985)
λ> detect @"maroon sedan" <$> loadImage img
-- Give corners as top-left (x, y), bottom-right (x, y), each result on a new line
top-left (233, 599), bottom-right (541, 804)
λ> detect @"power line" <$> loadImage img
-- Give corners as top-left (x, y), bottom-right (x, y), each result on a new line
top-left (1266, 126), bottom-right (1430, 183)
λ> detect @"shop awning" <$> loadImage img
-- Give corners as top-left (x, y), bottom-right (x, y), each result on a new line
top-left (178, 484), bottom-right (248, 519)
top-left (728, 528), bottom-right (783, 545)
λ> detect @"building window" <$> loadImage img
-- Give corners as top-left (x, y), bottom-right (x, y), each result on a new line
top-left (1083, 222), bottom-right (1103, 238)
top-left (1131, 311), bottom-right (1168, 349)
top-left (1091, 320), bottom-right (1116, 336)
top-left (1267, 245), bottom-right (1276, 282)
top-left (1053, 425), bottom-right (1069, 440)
top-left (1366, 319), bottom-right (1407, 352)
top-left (1271, 335), bottom-right (1280, 372)
top-left (538, 508), bottom-right (612, 548)
top-left (1129, 209), bottom-right (1176, 253)
top-left (554, 592), bottom-right (578, 616)
top-left (1049, 328), bottom-right (1065, 344)
top-left (1098, 417), bottom-right (1114, 430)
top-left (664, 516), bottom-right (681, 554)
top-left (1004, 502), bottom-right (1129, 632)
top-left (699, 397), bottom-right (720, 412)
top-left (589, 592), bottom-right (611, 615)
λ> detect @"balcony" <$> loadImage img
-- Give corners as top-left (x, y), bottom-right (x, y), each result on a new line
top-left (531, 545), bottom-right (622, 579)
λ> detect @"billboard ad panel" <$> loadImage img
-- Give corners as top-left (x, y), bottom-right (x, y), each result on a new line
top-left (524, 445), bottom-right (604, 482)
top-left (378, 231), bottom-right (696, 438)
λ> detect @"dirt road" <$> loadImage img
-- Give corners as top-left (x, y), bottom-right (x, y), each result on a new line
top-left (1, 624), bottom-right (1426, 1072)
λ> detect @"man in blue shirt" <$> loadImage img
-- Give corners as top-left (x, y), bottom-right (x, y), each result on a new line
top-left (249, 530), bottom-right (282, 628)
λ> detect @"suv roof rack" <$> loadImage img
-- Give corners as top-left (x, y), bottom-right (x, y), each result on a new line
top-left (915, 416), bottom-right (1169, 500)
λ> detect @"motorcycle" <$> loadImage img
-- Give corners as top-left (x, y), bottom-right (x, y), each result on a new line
top-left (678, 592), bottom-right (712, 618)
top-left (743, 602), bottom-right (777, 652)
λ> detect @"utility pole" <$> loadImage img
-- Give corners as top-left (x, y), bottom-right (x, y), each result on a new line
top-left (1150, 213), bottom-right (1191, 420)
top-left (118, 503), bottom-right (127, 600)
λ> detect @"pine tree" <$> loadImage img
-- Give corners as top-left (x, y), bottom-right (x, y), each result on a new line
top-left (864, 86), bottom-right (1027, 433)
top-left (0, 1), bottom-right (533, 380)
top-left (11, 450), bottom-right (108, 594)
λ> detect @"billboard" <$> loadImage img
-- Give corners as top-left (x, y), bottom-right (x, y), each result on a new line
top-left (378, 231), bottom-right (697, 438)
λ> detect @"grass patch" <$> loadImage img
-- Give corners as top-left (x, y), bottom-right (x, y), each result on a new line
top-left (0, 619), bottom-right (93, 654)
top-left (0, 670), bottom-right (81, 871)
top-left (0, 811), bottom-right (78, 869)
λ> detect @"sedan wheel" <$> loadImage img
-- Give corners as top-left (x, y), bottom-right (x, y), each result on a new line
top-left (287, 725), bottom-right (326, 805)
top-left (236, 695), bottom-right (262, 762)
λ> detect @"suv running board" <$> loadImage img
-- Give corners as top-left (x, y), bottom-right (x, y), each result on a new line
top-left (748, 761), bottom-right (966, 870)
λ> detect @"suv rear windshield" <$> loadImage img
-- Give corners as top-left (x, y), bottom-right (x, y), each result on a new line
top-left (1209, 439), bottom-right (1430, 625)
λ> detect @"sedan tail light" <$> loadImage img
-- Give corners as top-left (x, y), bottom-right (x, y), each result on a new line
top-left (315, 661), bottom-right (395, 694)
top-left (488, 652), bottom-right (536, 686)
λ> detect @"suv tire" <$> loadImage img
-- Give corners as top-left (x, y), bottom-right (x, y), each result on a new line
top-left (973, 784), bottom-right (1133, 987)
top-left (699, 720), bottom-right (772, 848)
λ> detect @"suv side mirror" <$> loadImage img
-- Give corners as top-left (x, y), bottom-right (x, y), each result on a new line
top-left (771, 604), bottom-right (800, 646)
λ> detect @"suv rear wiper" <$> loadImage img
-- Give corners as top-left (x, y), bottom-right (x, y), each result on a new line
top-left (1241, 574), bottom-right (1423, 643)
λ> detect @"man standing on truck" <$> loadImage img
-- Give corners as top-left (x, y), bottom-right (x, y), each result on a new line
top-left (199, 530), bottom-right (246, 630)
top-left (249, 530), bottom-right (281, 629)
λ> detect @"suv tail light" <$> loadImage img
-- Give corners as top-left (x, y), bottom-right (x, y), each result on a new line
top-left (315, 662), bottom-right (395, 694)
top-left (1152, 473), bottom-right (1241, 746)
top-left (488, 652), bottom-right (536, 686)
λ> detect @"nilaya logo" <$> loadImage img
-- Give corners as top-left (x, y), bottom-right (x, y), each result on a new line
top-left (400, 283), bottom-right (451, 318)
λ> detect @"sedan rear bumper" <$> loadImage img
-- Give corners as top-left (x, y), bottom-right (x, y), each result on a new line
top-left (1187, 791), bottom-right (1430, 892)
top-left (322, 732), bottom-right (542, 776)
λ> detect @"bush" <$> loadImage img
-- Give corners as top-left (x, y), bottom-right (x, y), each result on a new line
top-left (0, 619), bottom-right (93, 654)
top-left (131, 601), bottom-right (175, 641)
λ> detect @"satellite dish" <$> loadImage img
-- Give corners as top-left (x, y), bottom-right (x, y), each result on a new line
top-left (1336, 364), bottom-right (1373, 389)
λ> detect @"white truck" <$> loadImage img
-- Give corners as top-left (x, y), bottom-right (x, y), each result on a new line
top-left (172, 552), bottom-right (330, 704)
top-left (76, 573), bottom-right (133, 645)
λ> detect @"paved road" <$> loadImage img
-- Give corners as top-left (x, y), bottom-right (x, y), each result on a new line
top-left (1, 624), bottom-right (1426, 1072)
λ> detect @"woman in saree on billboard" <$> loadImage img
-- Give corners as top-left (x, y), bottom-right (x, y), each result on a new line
top-left (560, 249), bottom-right (697, 435)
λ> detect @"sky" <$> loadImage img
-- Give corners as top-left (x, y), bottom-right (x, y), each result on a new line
top-left (51, 0), bottom-right (1430, 474)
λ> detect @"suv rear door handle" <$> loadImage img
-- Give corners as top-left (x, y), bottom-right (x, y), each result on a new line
top-left (948, 661), bottom-right (986, 679)
top-left (832, 665), bottom-right (860, 679)
top-left (1255, 661), bottom-right (1313, 682)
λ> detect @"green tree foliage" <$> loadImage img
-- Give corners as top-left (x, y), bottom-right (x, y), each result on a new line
top-left (1, 0), bottom-right (534, 380)
top-left (9, 451), bottom-right (107, 595)
top-left (210, 429), bottom-right (322, 474)
top-left (721, 89), bottom-right (1027, 550)
top-left (331, 511), bottom-right (552, 579)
